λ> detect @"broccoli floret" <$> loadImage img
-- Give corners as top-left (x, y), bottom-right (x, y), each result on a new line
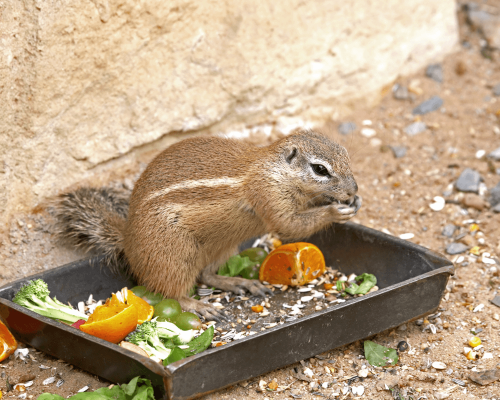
top-left (126, 321), bottom-right (172, 360)
top-left (13, 279), bottom-right (88, 324)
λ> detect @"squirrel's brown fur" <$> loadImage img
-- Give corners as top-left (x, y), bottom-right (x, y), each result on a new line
top-left (53, 130), bottom-right (360, 320)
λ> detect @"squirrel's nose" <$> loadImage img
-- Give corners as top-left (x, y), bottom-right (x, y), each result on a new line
top-left (347, 180), bottom-right (358, 197)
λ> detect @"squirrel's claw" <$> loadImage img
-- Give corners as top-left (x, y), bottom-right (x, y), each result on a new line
top-left (179, 296), bottom-right (228, 322)
top-left (238, 280), bottom-right (274, 298)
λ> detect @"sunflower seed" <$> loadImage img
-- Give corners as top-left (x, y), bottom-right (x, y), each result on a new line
top-left (56, 379), bottom-right (65, 388)
top-left (43, 377), bottom-right (56, 385)
top-left (78, 386), bottom-right (89, 393)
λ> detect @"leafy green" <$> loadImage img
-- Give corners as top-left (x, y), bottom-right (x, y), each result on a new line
top-left (184, 326), bottom-right (214, 356)
top-left (37, 376), bottom-right (155, 400)
top-left (217, 255), bottom-right (259, 277)
top-left (364, 340), bottom-right (398, 367)
top-left (162, 326), bottom-right (214, 366)
top-left (345, 273), bottom-right (377, 295)
top-left (336, 281), bottom-right (344, 292)
top-left (163, 346), bottom-right (186, 366)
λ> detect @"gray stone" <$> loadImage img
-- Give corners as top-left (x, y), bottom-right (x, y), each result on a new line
top-left (493, 203), bottom-right (500, 213)
top-left (467, 9), bottom-right (500, 49)
top-left (446, 243), bottom-right (469, 255)
top-left (412, 96), bottom-right (444, 115)
top-left (488, 146), bottom-right (500, 160)
top-left (490, 182), bottom-right (500, 207)
top-left (392, 84), bottom-right (410, 100)
top-left (491, 295), bottom-right (500, 308)
top-left (404, 122), bottom-right (427, 136)
top-left (426, 64), bottom-right (443, 82)
top-left (390, 145), bottom-right (407, 158)
top-left (493, 84), bottom-right (500, 97)
top-left (442, 224), bottom-right (457, 238)
top-left (455, 168), bottom-right (482, 193)
top-left (338, 122), bottom-right (356, 136)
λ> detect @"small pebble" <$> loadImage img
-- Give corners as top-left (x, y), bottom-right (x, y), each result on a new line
top-left (390, 145), bottom-right (407, 158)
top-left (426, 63), bottom-right (443, 82)
top-left (441, 224), bottom-right (456, 237)
top-left (412, 96), bottom-right (443, 115)
top-left (361, 128), bottom-right (376, 138)
top-left (338, 122), bottom-right (356, 136)
top-left (488, 146), bottom-right (500, 161)
top-left (392, 84), bottom-right (410, 100)
top-left (446, 242), bottom-right (469, 255)
top-left (493, 83), bottom-right (500, 97)
top-left (489, 182), bottom-right (500, 207)
top-left (455, 168), bottom-right (482, 193)
top-left (404, 122), bottom-right (426, 136)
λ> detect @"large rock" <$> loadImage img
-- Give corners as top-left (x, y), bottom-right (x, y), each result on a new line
top-left (0, 0), bottom-right (459, 227)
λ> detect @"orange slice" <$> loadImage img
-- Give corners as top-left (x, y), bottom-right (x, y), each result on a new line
top-left (107, 288), bottom-right (154, 324)
top-left (259, 242), bottom-right (325, 286)
top-left (0, 320), bottom-right (17, 362)
top-left (80, 303), bottom-right (138, 344)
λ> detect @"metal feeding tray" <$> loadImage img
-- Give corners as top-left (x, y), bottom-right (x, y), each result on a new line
top-left (0, 222), bottom-right (453, 399)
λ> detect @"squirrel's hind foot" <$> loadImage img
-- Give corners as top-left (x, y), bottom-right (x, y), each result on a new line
top-left (178, 297), bottom-right (228, 322)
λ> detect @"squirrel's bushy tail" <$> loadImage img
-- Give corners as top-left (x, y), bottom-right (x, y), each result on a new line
top-left (52, 186), bottom-right (130, 268)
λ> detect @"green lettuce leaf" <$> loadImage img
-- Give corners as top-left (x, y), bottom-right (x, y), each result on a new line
top-left (217, 255), bottom-right (258, 277)
top-left (37, 376), bottom-right (154, 400)
top-left (364, 340), bottom-right (398, 367)
top-left (345, 273), bottom-right (377, 295)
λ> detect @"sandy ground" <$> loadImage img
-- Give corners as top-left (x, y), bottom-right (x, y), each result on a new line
top-left (2, 3), bottom-right (500, 399)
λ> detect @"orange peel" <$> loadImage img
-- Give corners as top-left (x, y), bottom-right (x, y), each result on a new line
top-left (259, 242), bottom-right (325, 286)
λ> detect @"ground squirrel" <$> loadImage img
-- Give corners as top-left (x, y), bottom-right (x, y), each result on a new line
top-left (54, 130), bottom-right (361, 320)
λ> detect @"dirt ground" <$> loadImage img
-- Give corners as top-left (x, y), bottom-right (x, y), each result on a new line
top-left (3, 2), bottom-right (500, 399)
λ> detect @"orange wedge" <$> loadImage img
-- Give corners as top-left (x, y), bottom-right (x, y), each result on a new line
top-left (259, 242), bottom-right (325, 286)
top-left (80, 303), bottom-right (138, 344)
top-left (107, 288), bottom-right (154, 324)
top-left (0, 320), bottom-right (17, 362)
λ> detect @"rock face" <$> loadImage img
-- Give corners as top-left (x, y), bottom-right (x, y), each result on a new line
top-left (0, 0), bottom-right (458, 226)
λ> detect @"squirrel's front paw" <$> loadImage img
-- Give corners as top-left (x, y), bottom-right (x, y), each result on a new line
top-left (329, 195), bottom-right (362, 223)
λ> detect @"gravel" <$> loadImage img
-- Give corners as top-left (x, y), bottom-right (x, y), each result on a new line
top-left (403, 122), bottom-right (426, 136)
top-left (488, 146), bottom-right (500, 161)
top-left (455, 168), bottom-right (482, 193)
top-left (337, 122), bottom-right (356, 136)
top-left (426, 64), bottom-right (443, 83)
top-left (412, 96), bottom-right (444, 115)
top-left (445, 242), bottom-right (469, 255)
top-left (390, 145), bottom-right (407, 158)
top-left (441, 224), bottom-right (457, 238)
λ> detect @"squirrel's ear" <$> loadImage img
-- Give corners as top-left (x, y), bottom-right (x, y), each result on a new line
top-left (285, 147), bottom-right (298, 164)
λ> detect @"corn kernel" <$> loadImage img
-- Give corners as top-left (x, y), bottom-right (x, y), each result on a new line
top-left (251, 305), bottom-right (263, 313)
top-left (271, 239), bottom-right (282, 249)
top-left (469, 224), bottom-right (480, 232)
top-left (470, 246), bottom-right (480, 256)
top-left (469, 337), bottom-right (481, 347)
top-left (324, 283), bottom-right (334, 290)
top-left (466, 350), bottom-right (478, 360)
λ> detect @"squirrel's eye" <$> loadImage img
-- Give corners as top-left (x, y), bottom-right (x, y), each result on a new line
top-left (311, 164), bottom-right (330, 177)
